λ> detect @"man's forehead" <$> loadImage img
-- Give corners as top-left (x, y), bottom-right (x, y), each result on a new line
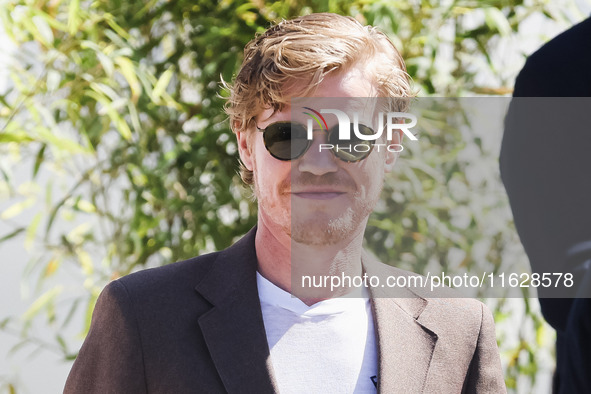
top-left (293, 97), bottom-right (380, 121)
top-left (257, 97), bottom-right (380, 123)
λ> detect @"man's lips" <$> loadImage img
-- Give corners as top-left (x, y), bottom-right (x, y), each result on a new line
top-left (291, 188), bottom-right (348, 200)
top-left (293, 192), bottom-right (345, 200)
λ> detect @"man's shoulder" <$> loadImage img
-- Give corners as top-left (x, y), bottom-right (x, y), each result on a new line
top-left (113, 227), bottom-right (258, 296)
top-left (393, 265), bottom-right (485, 312)
top-left (115, 251), bottom-right (221, 293)
top-left (367, 260), bottom-right (489, 331)
top-left (94, 252), bottom-right (223, 314)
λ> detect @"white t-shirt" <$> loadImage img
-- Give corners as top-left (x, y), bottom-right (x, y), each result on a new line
top-left (257, 272), bottom-right (378, 393)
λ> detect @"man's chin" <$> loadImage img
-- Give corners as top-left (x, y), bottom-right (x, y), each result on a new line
top-left (290, 213), bottom-right (357, 246)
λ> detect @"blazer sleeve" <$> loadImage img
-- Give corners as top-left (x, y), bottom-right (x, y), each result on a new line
top-left (63, 280), bottom-right (147, 393)
top-left (463, 303), bottom-right (507, 393)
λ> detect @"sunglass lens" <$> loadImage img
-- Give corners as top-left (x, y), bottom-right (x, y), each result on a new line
top-left (328, 124), bottom-right (374, 162)
top-left (263, 123), bottom-right (309, 160)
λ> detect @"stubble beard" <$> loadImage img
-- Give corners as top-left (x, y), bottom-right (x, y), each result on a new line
top-left (252, 159), bottom-right (383, 247)
top-left (290, 195), bottom-right (375, 246)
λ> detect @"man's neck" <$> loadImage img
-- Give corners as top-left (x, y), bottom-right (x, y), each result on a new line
top-left (255, 216), bottom-right (366, 306)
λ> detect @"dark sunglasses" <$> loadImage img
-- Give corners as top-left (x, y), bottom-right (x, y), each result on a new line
top-left (256, 122), bottom-right (377, 162)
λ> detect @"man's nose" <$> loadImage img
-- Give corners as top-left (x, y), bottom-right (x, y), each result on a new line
top-left (297, 132), bottom-right (339, 175)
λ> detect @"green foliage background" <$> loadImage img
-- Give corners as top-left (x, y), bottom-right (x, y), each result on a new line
top-left (0, 0), bottom-right (588, 392)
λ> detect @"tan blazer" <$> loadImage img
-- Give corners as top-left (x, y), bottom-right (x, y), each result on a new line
top-left (64, 227), bottom-right (506, 393)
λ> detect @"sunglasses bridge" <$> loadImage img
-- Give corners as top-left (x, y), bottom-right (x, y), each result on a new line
top-left (256, 122), bottom-right (378, 162)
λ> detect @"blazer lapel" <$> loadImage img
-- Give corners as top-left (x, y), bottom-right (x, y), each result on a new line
top-left (195, 227), bottom-right (278, 394)
top-left (364, 255), bottom-right (439, 394)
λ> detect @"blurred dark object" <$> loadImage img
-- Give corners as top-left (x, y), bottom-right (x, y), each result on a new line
top-left (559, 242), bottom-right (591, 394)
top-left (500, 16), bottom-right (591, 394)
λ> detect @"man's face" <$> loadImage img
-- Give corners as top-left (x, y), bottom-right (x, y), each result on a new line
top-left (237, 64), bottom-right (400, 246)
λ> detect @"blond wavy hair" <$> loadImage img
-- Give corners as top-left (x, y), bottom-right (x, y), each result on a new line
top-left (224, 13), bottom-right (414, 186)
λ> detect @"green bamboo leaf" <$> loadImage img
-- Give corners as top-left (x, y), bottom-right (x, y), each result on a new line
top-left (56, 334), bottom-right (68, 353)
top-left (0, 227), bottom-right (25, 243)
top-left (21, 17), bottom-right (46, 47)
top-left (0, 167), bottom-right (10, 184)
top-left (67, 222), bottom-right (92, 245)
top-left (8, 339), bottom-right (29, 356)
top-left (22, 286), bottom-right (63, 322)
top-left (0, 89), bottom-right (12, 108)
top-left (77, 249), bottom-right (94, 275)
top-left (76, 199), bottom-right (96, 213)
top-left (104, 14), bottom-right (130, 40)
top-left (128, 102), bottom-right (141, 134)
top-left (31, 9), bottom-right (69, 32)
top-left (89, 82), bottom-right (120, 102)
top-left (0, 131), bottom-right (35, 143)
top-left (60, 298), bottom-right (80, 330)
top-left (111, 111), bottom-right (132, 141)
top-left (84, 90), bottom-right (109, 106)
top-left (84, 90), bottom-right (132, 141)
top-left (1, 198), bottom-right (35, 220)
top-left (134, 67), bottom-right (155, 97)
top-left (26, 344), bottom-right (46, 360)
top-left (484, 8), bottom-right (511, 37)
top-left (134, 0), bottom-right (160, 20)
top-left (0, 6), bottom-right (12, 41)
top-left (104, 30), bottom-right (128, 49)
top-left (80, 40), bottom-right (101, 51)
top-left (32, 15), bottom-right (54, 45)
top-left (45, 195), bottom-right (68, 236)
top-left (42, 257), bottom-right (60, 278)
top-left (68, 0), bottom-right (81, 34)
top-left (25, 212), bottom-right (42, 250)
top-left (36, 127), bottom-right (91, 154)
top-left (32, 144), bottom-right (46, 179)
top-left (152, 68), bottom-right (174, 104)
top-left (97, 52), bottom-right (114, 77)
top-left (114, 57), bottom-right (141, 102)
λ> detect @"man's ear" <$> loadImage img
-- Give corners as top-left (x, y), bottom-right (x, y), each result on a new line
top-left (236, 121), bottom-right (253, 171)
top-left (384, 129), bottom-right (401, 173)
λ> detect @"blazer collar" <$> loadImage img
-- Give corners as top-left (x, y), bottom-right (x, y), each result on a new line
top-left (195, 227), bottom-right (278, 393)
top-left (363, 253), bottom-right (439, 394)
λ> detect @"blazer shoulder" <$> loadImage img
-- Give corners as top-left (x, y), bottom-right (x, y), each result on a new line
top-left (114, 226), bottom-right (258, 297)
top-left (115, 250), bottom-right (221, 294)
top-left (371, 261), bottom-right (491, 333)
top-left (422, 297), bottom-right (489, 334)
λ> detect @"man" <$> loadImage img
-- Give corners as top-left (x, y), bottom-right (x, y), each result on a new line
top-left (500, 16), bottom-right (591, 393)
top-left (65, 13), bottom-right (505, 393)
